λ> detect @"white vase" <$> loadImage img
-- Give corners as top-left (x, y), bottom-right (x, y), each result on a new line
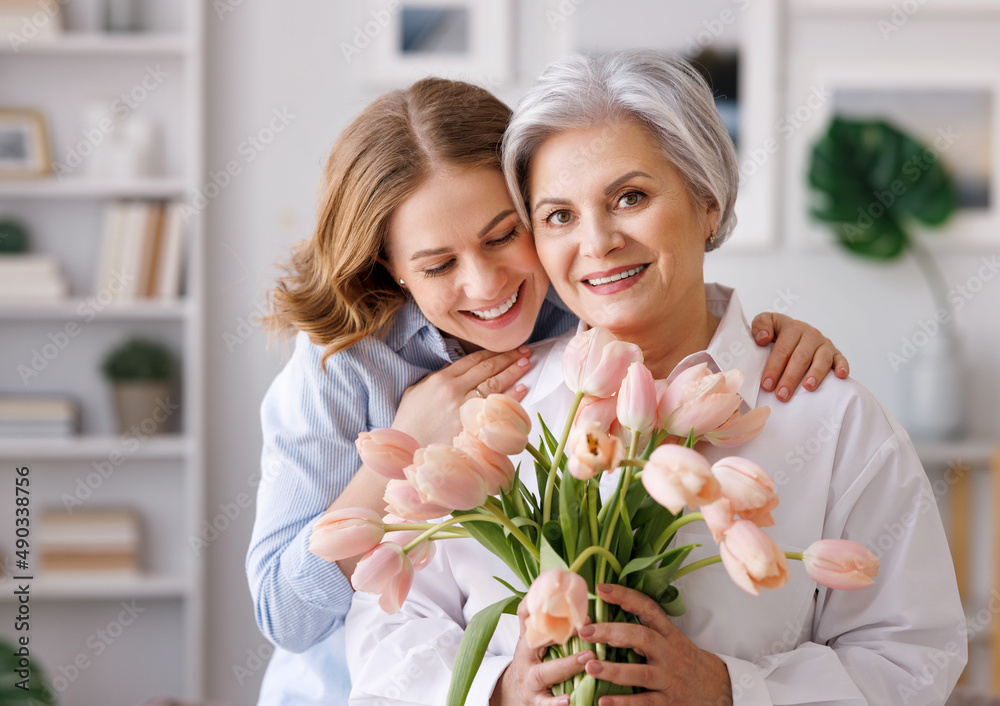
top-left (895, 327), bottom-right (965, 441)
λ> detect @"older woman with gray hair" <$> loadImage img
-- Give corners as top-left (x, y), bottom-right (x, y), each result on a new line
top-left (345, 50), bottom-right (966, 705)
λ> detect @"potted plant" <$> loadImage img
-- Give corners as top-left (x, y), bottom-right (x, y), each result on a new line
top-left (100, 337), bottom-right (177, 435)
top-left (808, 115), bottom-right (963, 439)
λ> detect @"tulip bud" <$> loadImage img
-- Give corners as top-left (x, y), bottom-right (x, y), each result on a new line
top-left (617, 362), bottom-right (657, 434)
top-left (566, 421), bottom-right (624, 480)
top-left (711, 456), bottom-right (778, 526)
top-left (356, 428), bottom-right (421, 480)
top-left (641, 444), bottom-right (719, 513)
top-left (351, 542), bottom-right (415, 614)
top-left (719, 520), bottom-right (789, 595)
top-left (309, 507), bottom-right (385, 562)
top-left (658, 369), bottom-right (743, 439)
top-left (453, 431), bottom-right (516, 495)
top-left (384, 479), bottom-right (450, 521)
top-left (460, 394), bottom-right (531, 456)
top-left (523, 568), bottom-right (589, 648)
top-left (703, 406), bottom-right (770, 448)
top-left (563, 327), bottom-right (643, 397)
top-left (404, 445), bottom-right (489, 510)
top-left (379, 514), bottom-right (437, 573)
top-left (700, 497), bottom-right (735, 543)
top-left (802, 539), bottom-right (879, 590)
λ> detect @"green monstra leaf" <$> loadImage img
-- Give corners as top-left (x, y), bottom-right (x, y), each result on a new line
top-left (446, 594), bottom-right (520, 706)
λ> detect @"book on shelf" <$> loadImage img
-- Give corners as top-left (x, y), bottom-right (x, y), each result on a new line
top-left (39, 508), bottom-right (140, 575)
top-left (94, 200), bottom-right (185, 302)
top-left (0, 395), bottom-right (78, 437)
top-left (0, 253), bottom-right (71, 302)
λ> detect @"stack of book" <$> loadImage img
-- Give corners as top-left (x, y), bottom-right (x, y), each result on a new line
top-left (0, 395), bottom-right (78, 438)
top-left (39, 509), bottom-right (141, 575)
top-left (94, 200), bottom-right (186, 301)
top-left (0, 254), bottom-right (71, 302)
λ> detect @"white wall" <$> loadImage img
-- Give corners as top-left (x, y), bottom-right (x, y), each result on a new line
top-left (202, 2), bottom-right (1000, 701)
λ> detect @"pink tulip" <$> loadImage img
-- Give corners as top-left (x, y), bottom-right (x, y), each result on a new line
top-left (453, 431), bottom-right (516, 495)
top-left (379, 514), bottom-right (437, 573)
top-left (658, 369), bottom-right (744, 439)
top-left (563, 327), bottom-right (643, 397)
top-left (575, 394), bottom-right (623, 441)
top-left (641, 444), bottom-right (720, 513)
top-left (802, 539), bottom-right (879, 590)
top-left (566, 421), bottom-right (624, 480)
top-left (351, 542), bottom-right (415, 614)
top-left (355, 428), bottom-right (421, 480)
top-left (383, 479), bottom-right (450, 521)
top-left (719, 520), bottom-right (789, 595)
top-left (523, 568), bottom-right (589, 648)
top-left (711, 457), bottom-right (779, 526)
top-left (655, 363), bottom-right (711, 418)
top-left (617, 362), bottom-right (658, 434)
top-left (309, 507), bottom-right (385, 561)
top-left (702, 406), bottom-right (771, 448)
top-left (460, 394), bottom-right (531, 456)
top-left (404, 445), bottom-right (489, 510)
top-left (700, 497), bottom-right (735, 543)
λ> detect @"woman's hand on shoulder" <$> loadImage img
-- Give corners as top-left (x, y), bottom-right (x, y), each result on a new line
top-left (752, 312), bottom-right (849, 402)
top-left (393, 346), bottom-right (533, 447)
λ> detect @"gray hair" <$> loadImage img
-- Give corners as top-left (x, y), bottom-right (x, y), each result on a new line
top-left (503, 49), bottom-right (738, 251)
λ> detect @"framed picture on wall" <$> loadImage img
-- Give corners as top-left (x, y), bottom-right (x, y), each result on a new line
top-left (0, 109), bottom-right (52, 178)
top-left (785, 64), bottom-right (1000, 249)
top-left (364, 0), bottom-right (512, 87)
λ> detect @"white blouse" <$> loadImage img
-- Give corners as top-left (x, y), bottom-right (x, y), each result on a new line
top-left (346, 284), bottom-right (967, 705)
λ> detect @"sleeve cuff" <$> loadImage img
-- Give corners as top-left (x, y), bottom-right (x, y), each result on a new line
top-left (465, 654), bottom-right (513, 706)
top-left (717, 654), bottom-right (772, 706)
top-left (282, 519), bottom-right (355, 613)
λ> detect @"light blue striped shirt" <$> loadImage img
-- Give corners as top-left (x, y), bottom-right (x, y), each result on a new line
top-left (247, 290), bottom-right (575, 705)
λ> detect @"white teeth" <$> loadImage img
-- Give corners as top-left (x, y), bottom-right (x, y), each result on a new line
top-left (470, 289), bottom-right (519, 320)
top-left (586, 265), bottom-right (647, 287)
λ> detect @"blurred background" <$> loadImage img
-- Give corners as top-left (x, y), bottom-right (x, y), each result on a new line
top-left (0, 0), bottom-right (997, 703)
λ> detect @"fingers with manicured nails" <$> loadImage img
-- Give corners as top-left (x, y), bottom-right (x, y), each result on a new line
top-left (834, 350), bottom-right (850, 379)
top-left (800, 345), bottom-right (834, 391)
top-left (458, 346), bottom-right (532, 398)
top-left (595, 584), bottom-right (674, 634)
top-left (760, 322), bottom-right (799, 396)
top-left (774, 334), bottom-right (820, 400)
top-left (750, 312), bottom-right (777, 345)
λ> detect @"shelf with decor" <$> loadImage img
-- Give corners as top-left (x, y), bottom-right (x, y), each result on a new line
top-left (0, 0), bottom-right (205, 703)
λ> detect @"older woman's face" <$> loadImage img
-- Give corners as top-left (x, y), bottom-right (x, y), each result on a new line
top-left (528, 121), bottom-right (716, 339)
top-left (385, 165), bottom-right (549, 353)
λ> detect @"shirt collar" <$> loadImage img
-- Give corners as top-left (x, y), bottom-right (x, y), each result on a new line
top-left (533, 284), bottom-right (767, 409)
top-left (382, 296), bottom-right (464, 363)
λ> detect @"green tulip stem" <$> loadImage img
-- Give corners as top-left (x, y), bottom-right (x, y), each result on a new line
top-left (483, 502), bottom-right (541, 561)
top-left (383, 523), bottom-right (435, 532)
top-left (786, 551), bottom-right (804, 562)
top-left (525, 442), bottom-right (550, 471)
top-left (673, 554), bottom-right (722, 579)
top-left (543, 390), bottom-right (586, 524)
top-left (653, 512), bottom-right (705, 554)
top-left (568, 545), bottom-right (623, 575)
top-left (401, 513), bottom-right (527, 554)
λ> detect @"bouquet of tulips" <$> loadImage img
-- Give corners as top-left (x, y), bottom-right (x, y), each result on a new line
top-left (311, 327), bottom-right (880, 704)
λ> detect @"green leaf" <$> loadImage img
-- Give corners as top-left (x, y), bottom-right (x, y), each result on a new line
top-left (491, 575), bottom-right (526, 598)
top-left (446, 595), bottom-right (520, 706)
top-left (540, 533), bottom-right (569, 572)
top-left (558, 472), bottom-right (580, 563)
top-left (808, 115), bottom-right (957, 261)
top-left (458, 511), bottom-right (529, 587)
top-left (638, 545), bottom-right (695, 600)
top-left (537, 414), bottom-right (560, 455)
top-left (659, 585), bottom-right (687, 616)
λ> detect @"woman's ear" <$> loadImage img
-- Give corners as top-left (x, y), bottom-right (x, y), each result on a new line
top-left (376, 255), bottom-right (405, 289)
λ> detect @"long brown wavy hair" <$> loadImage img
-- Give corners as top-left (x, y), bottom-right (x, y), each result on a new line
top-left (265, 78), bottom-right (511, 368)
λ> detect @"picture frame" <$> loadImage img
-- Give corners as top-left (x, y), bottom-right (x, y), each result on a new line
top-left (364, 0), bottom-right (511, 86)
top-left (0, 108), bottom-right (52, 178)
top-left (784, 63), bottom-right (1000, 249)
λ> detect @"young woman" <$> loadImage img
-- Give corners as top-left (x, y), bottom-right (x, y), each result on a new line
top-left (247, 77), bottom-right (849, 704)
top-left (344, 52), bottom-right (964, 705)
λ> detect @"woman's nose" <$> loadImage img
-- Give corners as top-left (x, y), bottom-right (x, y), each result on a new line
top-left (462, 256), bottom-right (509, 302)
top-left (578, 213), bottom-right (625, 259)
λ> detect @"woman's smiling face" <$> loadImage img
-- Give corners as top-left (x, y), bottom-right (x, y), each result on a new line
top-left (385, 165), bottom-right (549, 353)
top-left (527, 121), bottom-right (717, 339)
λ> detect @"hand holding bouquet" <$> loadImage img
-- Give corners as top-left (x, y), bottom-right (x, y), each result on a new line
top-left (312, 327), bottom-right (879, 704)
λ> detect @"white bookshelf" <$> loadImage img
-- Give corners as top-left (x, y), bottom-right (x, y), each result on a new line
top-left (0, 1), bottom-right (205, 703)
